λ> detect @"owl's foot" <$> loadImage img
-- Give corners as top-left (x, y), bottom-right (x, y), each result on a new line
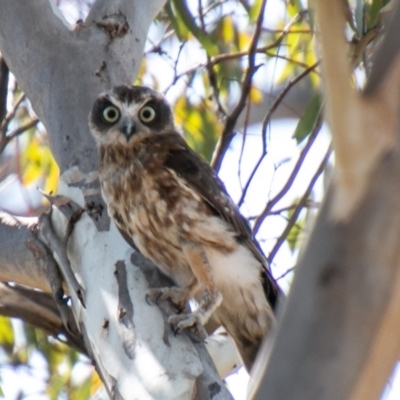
top-left (169, 289), bottom-right (223, 341)
top-left (146, 286), bottom-right (188, 312)
top-left (168, 312), bottom-right (208, 341)
top-left (146, 278), bottom-right (200, 312)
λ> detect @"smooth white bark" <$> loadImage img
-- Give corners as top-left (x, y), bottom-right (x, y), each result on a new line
top-left (0, 1), bottom-right (233, 398)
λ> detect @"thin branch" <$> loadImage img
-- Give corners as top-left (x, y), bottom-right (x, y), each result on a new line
top-left (253, 117), bottom-right (322, 234)
top-left (0, 55), bottom-right (9, 123)
top-left (198, 0), bottom-right (227, 116)
top-left (7, 117), bottom-right (39, 140)
top-left (0, 282), bottom-right (85, 354)
top-left (0, 93), bottom-right (25, 133)
top-left (0, 117), bottom-right (39, 155)
top-left (211, 0), bottom-right (268, 172)
top-left (261, 61), bottom-right (320, 140)
top-left (237, 62), bottom-right (320, 208)
top-left (166, 14), bottom-right (313, 91)
top-left (267, 144), bottom-right (332, 264)
top-left (248, 201), bottom-right (319, 220)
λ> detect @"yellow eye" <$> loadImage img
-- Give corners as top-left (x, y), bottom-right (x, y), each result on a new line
top-left (102, 106), bottom-right (120, 123)
top-left (139, 106), bottom-right (156, 123)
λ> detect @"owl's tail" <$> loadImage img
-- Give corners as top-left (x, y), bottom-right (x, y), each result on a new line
top-left (204, 243), bottom-right (279, 371)
top-left (212, 284), bottom-right (275, 372)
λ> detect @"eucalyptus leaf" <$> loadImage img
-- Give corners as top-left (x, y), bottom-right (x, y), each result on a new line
top-left (293, 94), bottom-right (322, 144)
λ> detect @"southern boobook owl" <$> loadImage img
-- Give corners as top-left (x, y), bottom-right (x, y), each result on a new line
top-left (89, 85), bottom-right (280, 371)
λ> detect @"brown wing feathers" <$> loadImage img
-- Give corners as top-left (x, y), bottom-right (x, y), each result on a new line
top-left (159, 132), bottom-right (281, 309)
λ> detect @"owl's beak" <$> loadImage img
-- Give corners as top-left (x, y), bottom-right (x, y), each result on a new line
top-left (122, 119), bottom-right (137, 140)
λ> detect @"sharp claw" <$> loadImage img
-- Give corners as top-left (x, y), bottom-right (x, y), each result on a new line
top-left (145, 293), bottom-right (153, 306)
top-left (145, 290), bottom-right (164, 306)
top-left (154, 291), bottom-right (163, 304)
top-left (77, 289), bottom-right (86, 308)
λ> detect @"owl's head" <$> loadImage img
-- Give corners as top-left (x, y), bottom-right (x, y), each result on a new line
top-left (89, 85), bottom-right (175, 146)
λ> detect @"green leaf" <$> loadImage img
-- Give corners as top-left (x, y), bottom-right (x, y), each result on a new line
top-left (0, 316), bottom-right (14, 350)
top-left (286, 203), bottom-right (305, 252)
top-left (368, 0), bottom-right (390, 27)
top-left (249, 0), bottom-right (263, 22)
top-left (165, 1), bottom-right (190, 42)
top-left (287, 220), bottom-right (304, 252)
top-left (70, 374), bottom-right (92, 400)
top-left (293, 94), bottom-right (322, 144)
top-left (355, 0), bottom-right (364, 37)
top-left (171, 0), bottom-right (219, 56)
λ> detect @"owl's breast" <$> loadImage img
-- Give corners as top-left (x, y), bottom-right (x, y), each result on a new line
top-left (100, 160), bottom-right (198, 283)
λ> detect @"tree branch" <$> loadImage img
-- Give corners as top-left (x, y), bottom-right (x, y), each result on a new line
top-left (237, 62), bottom-right (319, 209)
top-left (251, 149), bottom-right (400, 400)
top-left (267, 144), bottom-right (332, 264)
top-left (0, 213), bottom-right (50, 292)
top-left (211, 0), bottom-right (267, 172)
top-left (0, 282), bottom-right (85, 354)
top-left (0, 55), bottom-right (9, 123)
top-left (253, 117), bottom-right (322, 234)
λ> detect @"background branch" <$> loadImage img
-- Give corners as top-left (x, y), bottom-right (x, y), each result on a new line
top-left (0, 214), bottom-right (50, 292)
top-left (211, 0), bottom-right (267, 172)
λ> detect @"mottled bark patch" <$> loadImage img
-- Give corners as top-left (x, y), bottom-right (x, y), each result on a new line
top-left (96, 12), bottom-right (129, 39)
top-left (208, 382), bottom-right (222, 398)
top-left (114, 260), bottom-right (135, 359)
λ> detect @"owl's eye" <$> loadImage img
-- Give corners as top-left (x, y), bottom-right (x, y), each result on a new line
top-left (102, 106), bottom-right (120, 123)
top-left (139, 106), bottom-right (156, 123)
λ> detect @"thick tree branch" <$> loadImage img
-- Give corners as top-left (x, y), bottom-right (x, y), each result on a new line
top-left (251, 150), bottom-right (400, 400)
top-left (0, 282), bottom-right (84, 353)
top-left (0, 0), bottom-right (165, 175)
top-left (0, 214), bottom-right (50, 292)
top-left (314, 0), bottom-right (398, 220)
top-left (250, 2), bottom-right (400, 399)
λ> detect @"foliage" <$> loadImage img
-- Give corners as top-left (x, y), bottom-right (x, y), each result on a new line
top-left (0, 0), bottom-right (389, 398)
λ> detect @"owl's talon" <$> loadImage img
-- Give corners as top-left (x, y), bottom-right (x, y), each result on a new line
top-left (145, 293), bottom-right (153, 306)
top-left (146, 288), bottom-right (164, 306)
top-left (146, 286), bottom-right (189, 312)
top-left (173, 326), bottom-right (180, 337)
top-left (168, 313), bottom-right (208, 341)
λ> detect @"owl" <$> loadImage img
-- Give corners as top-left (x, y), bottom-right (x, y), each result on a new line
top-left (89, 85), bottom-right (281, 372)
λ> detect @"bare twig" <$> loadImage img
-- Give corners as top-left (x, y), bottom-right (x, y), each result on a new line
top-left (0, 281), bottom-right (85, 354)
top-left (253, 117), bottom-right (322, 234)
top-left (164, 13), bottom-right (312, 92)
top-left (0, 55), bottom-right (9, 123)
top-left (198, 0), bottom-right (226, 116)
top-left (237, 62), bottom-right (320, 208)
top-left (0, 93), bottom-right (25, 133)
top-left (267, 144), bottom-right (332, 264)
top-left (276, 266), bottom-right (296, 281)
top-left (0, 117), bottom-right (39, 155)
top-left (261, 62), bottom-right (320, 140)
top-left (211, 0), bottom-right (268, 172)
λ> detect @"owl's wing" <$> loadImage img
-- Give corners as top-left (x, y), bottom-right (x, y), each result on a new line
top-left (160, 133), bottom-right (281, 307)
